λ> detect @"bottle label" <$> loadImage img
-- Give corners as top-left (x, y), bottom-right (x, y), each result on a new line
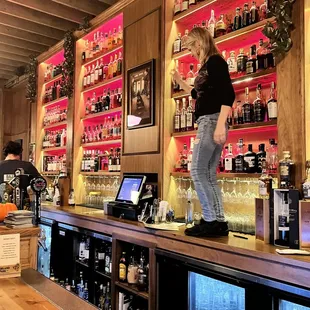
top-left (79, 243), bottom-right (85, 258)
top-left (259, 180), bottom-right (268, 196)
top-left (180, 115), bottom-right (186, 129)
top-left (91, 73), bottom-right (95, 84)
top-left (174, 4), bottom-right (181, 14)
top-left (95, 71), bottom-right (99, 81)
top-left (87, 75), bottom-right (91, 85)
top-left (99, 68), bottom-right (103, 76)
top-left (235, 158), bottom-right (244, 172)
top-left (173, 40), bottom-right (181, 54)
top-left (83, 77), bottom-right (87, 87)
top-left (268, 100), bottom-right (277, 119)
top-left (186, 113), bottom-right (193, 128)
top-left (227, 58), bottom-right (237, 73)
top-left (68, 199), bottom-right (75, 205)
top-left (174, 116), bottom-right (180, 130)
top-left (244, 156), bottom-right (256, 168)
top-left (280, 164), bottom-right (290, 176)
top-left (208, 25), bottom-right (215, 38)
top-left (181, 1), bottom-right (189, 11)
top-left (127, 266), bottom-right (138, 284)
top-left (119, 263), bottom-right (126, 280)
top-left (98, 253), bottom-right (105, 260)
top-left (189, 0), bottom-right (196, 4)
top-left (84, 249), bottom-right (89, 259)
top-left (225, 158), bottom-right (233, 171)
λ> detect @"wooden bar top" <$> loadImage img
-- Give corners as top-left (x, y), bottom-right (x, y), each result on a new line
top-left (41, 204), bottom-right (310, 290)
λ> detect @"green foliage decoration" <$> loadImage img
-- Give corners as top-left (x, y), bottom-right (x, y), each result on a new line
top-left (26, 56), bottom-right (38, 103)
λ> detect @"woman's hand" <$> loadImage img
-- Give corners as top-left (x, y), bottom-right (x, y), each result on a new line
top-left (170, 69), bottom-right (182, 84)
top-left (214, 123), bottom-right (227, 145)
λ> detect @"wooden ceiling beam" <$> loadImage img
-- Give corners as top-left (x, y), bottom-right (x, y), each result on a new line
top-left (0, 51), bottom-right (29, 64)
top-left (0, 44), bottom-right (39, 58)
top-left (0, 68), bottom-right (15, 75)
top-left (0, 34), bottom-right (47, 53)
top-left (52, 0), bottom-right (109, 16)
top-left (0, 0), bottom-right (78, 31)
top-left (0, 74), bottom-right (14, 80)
top-left (0, 58), bottom-right (27, 68)
top-left (0, 13), bottom-right (64, 40)
top-left (98, 0), bottom-right (117, 5)
top-left (6, 0), bottom-right (94, 24)
top-left (0, 64), bottom-right (16, 72)
top-left (0, 25), bottom-right (58, 47)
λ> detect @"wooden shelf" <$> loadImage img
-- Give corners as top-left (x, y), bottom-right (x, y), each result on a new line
top-left (43, 120), bottom-right (67, 130)
top-left (173, 18), bottom-right (276, 60)
top-left (83, 45), bottom-right (123, 67)
top-left (172, 120), bottom-right (277, 138)
top-left (41, 171), bottom-right (59, 176)
top-left (81, 139), bottom-right (121, 148)
top-left (115, 281), bottom-right (149, 300)
top-left (42, 146), bottom-right (66, 152)
top-left (42, 96), bottom-right (67, 108)
top-left (82, 107), bottom-right (122, 121)
top-left (171, 172), bottom-right (277, 178)
top-left (80, 171), bottom-right (120, 176)
top-left (43, 74), bottom-right (62, 85)
top-left (75, 259), bottom-right (89, 268)
top-left (82, 76), bottom-right (122, 93)
top-left (173, 0), bottom-right (216, 22)
top-left (95, 270), bottom-right (111, 279)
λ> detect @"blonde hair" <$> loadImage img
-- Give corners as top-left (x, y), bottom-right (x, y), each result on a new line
top-left (186, 27), bottom-right (220, 65)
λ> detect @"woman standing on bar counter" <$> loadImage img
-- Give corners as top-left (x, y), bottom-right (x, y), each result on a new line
top-left (171, 27), bottom-right (235, 237)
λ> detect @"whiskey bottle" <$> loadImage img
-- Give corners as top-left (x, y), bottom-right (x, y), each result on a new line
top-left (302, 161), bottom-right (310, 199)
top-left (244, 144), bottom-right (257, 173)
top-left (257, 143), bottom-right (267, 173)
top-left (186, 96), bottom-right (194, 131)
top-left (278, 192), bottom-right (290, 246)
top-left (186, 64), bottom-right (195, 86)
top-left (224, 143), bottom-right (235, 172)
top-left (233, 7), bottom-right (242, 31)
top-left (173, 33), bottom-right (182, 54)
top-left (215, 14), bottom-right (227, 37)
top-left (242, 87), bottom-right (252, 123)
top-left (279, 151), bottom-right (294, 188)
top-left (187, 137), bottom-right (194, 172)
top-left (180, 98), bottom-right (187, 132)
top-left (119, 252), bottom-right (127, 282)
top-left (246, 45), bottom-right (257, 74)
top-left (173, 60), bottom-right (180, 92)
top-left (258, 160), bottom-right (272, 198)
top-left (237, 49), bottom-right (248, 74)
top-left (208, 9), bottom-right (216, 38)
top-left (181, 29), bottom-right (189, 51)
top-left (137, 250), bottom-right (148, 291)
top-left (181, 143), bottom-right (189, 172)
top-left (257, 39), bottom-right (267, 70)
top-left (227, 51), bottom-right (237, 76)
top-left (68, 189), bottom-right (75, 207)
top-left (235, 138), bottom-right (244, 172)
top-left (267, 82), bottom-right (277, 120)
top-left (174, 0), bottom-right (181, 15)
top-left (250, 1), bottom-right (259, 24)
top-left (174, 99), bottom-right (181, 132)
top-left (181, 0), bottom-right (189, 12)
top-left (242, 3), bottom-right (251, 27)
top-left (253, 84), bottom-right (265, 122)
top-left (127, 246), bottom-right (138, 285)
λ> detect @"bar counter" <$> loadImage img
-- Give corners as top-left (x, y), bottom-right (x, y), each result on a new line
top-left (41, 204), bottom-right (310, 290)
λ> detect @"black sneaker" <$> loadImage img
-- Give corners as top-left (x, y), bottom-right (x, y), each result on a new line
top-left (185, 220), bottom-right (229, 237)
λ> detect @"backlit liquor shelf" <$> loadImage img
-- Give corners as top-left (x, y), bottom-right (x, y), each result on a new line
top-left (82, 76), bottom-right (122, 93)
top-left (81, 139), bottom-right (121, 148)
top-left (43, 73), bottom-right (62, 85)
top-left (171, 172), bottom-right (277, 178)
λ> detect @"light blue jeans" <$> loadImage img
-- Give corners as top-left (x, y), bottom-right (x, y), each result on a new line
top-left (190, 114), bottom-right (227, 222)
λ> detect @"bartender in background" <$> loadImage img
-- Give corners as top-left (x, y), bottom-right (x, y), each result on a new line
top-left (0, 141), bottom-right (40, 184)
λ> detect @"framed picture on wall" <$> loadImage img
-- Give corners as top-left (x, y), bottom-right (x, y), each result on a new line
top-left (127, 59), bottom-right (155, 130)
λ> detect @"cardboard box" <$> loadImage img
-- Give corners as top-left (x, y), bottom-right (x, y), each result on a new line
top-left (255, 198), bottom-right (270, 244)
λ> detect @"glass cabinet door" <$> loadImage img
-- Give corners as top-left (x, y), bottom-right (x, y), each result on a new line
top-left (279, 301), bottom-right (310, 310)
top-left (189, 272), bottom-right (245, 310)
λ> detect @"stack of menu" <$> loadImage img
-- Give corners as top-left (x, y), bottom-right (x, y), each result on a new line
top-left (4, 210), bottom-right (34, 229)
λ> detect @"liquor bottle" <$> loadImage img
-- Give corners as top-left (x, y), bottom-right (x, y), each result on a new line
top-left (266, 43), bottom-right (275, 68)
top-left (187, 137), bottom-right (194, 172)
top-left (108, 56), bottom-right (113, 79)
top-left (50, 269), bottom-right (55, 281)
top-left (127, 246), bottom-right (138, 285)
top-left (180, 98), bottom-right (187, 132)
top-left (233, 101), bottom-right (239, 125)
top-left (257, 39), bottom-right (267, 70)
top-left (179, 62), bottom-right (185, 90)
top-left (224, 143), bottom-right (235, 172)
top-left (87, 66), bottom-right (91, 87)
top-left (279, 151), bottom-right (294, 188)
top-left (246, 45), bottom-right (257, 74)
top-left (173, 60), bottom-right (180, 93)
top-left (260, 0), bottom-right (268, 20)
top-left (104, 282), bottom-right (111, 309)
top-left (105, 245), bottom-right (112, 274)
top-left (79, 235), bottom-right (87, 262)
top-left (233, 7), bottom-right (242, 31)
top-left (258, 160), bottom-right (272, 198)
top-left (117, 51), bottom-right (123, 75)
top-left (222, 50), bottom-right (227, 61)
top-left (113, 53), bottom-right (118, 77)
top-left (186, 96), bottom-right (194, 131)
top-left (227, 51), bottom-right (237, 76)
top-left (84, 282), bottom-right (89, 301)
top-left (119, 252), bottom-right (127, 282)
top-left (235, 138), bottom-right (244, 172)
top-left (227, 108), bottom-right (233, 126)
top-left (174, 0), bottom-right (181, 15)
top-left (174, 99), bottom-right (181, 132)
top-left (137, 250), bottom-right (148, 291)
top-left (277, 192), bottom-right (290, 247)
top-left (250, 1), bottom-right (259, 24)
top-left (244, 144), bottom-right (257, 173)
top-left (237, 49), bottom-right (248, 74)
top-left (68, 189), bottom-right (75, 207)
top-left (208, 10), bottom-right (216, 38)
top-left (181, 0), bottom-right (189, 12)
top-left (95, 60), bottom-right (99, 84)
top-left (267, 82), bottom-right (277, 120)
top-left (189, 0), bottom-right (196, 6)
top-left (118, 25), bottom-right (123, 45)
top-left (253, 84), bottom-right (265, 123)
top-left (215, 14), bottom-right (227, 37)
top-left (242, 87), bottom-right (253, 123)
top-left (303, 161), bottom-right (310, 199)
top-left (173, 33), bottom-right (182, 54)
top-left (70, 280), bottom-right (76, 294)
top-left (186, 64), bottom-right (195, 86)
top-left (90, 64), bottom-right (95, 86)
top-left (257, 143), bottom-right (267, 174)
top-left (97, 241), bottom-right (106, 271)
top-left (181, 143), bottom-right (189, 172)
top-left (242, 3), bottom-right (251, 27)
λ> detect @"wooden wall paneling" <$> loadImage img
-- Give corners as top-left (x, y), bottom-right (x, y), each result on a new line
top-left (305, 0), bottom-right (310, 159)
top-left (0, 88), bottom-right (4, 158)
top-left (66, 97), bottom-right (74, 181)
top-left (277, 0), bottom-right (306, 188)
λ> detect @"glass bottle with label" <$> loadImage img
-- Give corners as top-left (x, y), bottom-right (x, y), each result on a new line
top-left (174, 0), bottom-right (181, 15)
top-left (302, 161), bottom-right (310, 199)
top-left (181, 144), bottom-right (189, 172)
top-left (260, 0), bottom-right (268, 20)
top-left (279, 151), bottom-right (294, 188)
top-left (266, 138), bottom-right (278, 173)
top-left (119, 252), bottom-right (127, 282)
top-left (250, 1), bottom-right (259, 24)
top-left (227, 51), bottom-right (237, 76)
top-left (97, 241), bottom-right (106, 271)
top-left (173, 60), bottom-right (180, 93)
top-left (243, 3), bottom-right (251, 27)
top-left (215, 14), bottom-right (227, 37)
top-left (242, 87), bottom-right (253, 123)
top-left (186, 64), bottom-right (195, 86)
top-left (257, 39), bottom-right (267, 70)
top-left (235, 138), bottom-right (245, 172)
top-left (173, 33), bottom-right (182, 54)
top-left (180, 98), bottom-right (187, 132)
top-left (68, 189), bottom-right (75, 207)
top-left (189, 0), bottom-right (196, 5)
top-left (208, 9), bottom-right (216, 38)
top-left (246, 45), bottom-right (257, 74)
top-left (253, 84), bottom-right (265, 122)
top-left (237, 49), bottom-right (248, 74)
top-left (257, 143), bottom-right (267, 173)
top-left (278, 192), bottom-right (290, 246)
top-left (224, 143), bottom-right (235, 172)
top-left (181, 29), bottom-right (189, 51)
top-left (186, 96), bottom-right (194, 131)
top-left (267, 82), bottom-right (277, 120)
top-left (258, 160), bottom-right (272, 198)
top-left (105, 246), bottom-right (112, 275)
top-left (181, 0), bottom-right (189, 12)
top-left (127, 246), bottom-right (139, 285)
top-left (187, 137), bottom-right (194, 172)
top-left (244, 144), bottom-right (257, 173)
top-left (137, 250), bottom-right (148, 291)
top-left (174, 99), bottom-right (181, 132)
top-left (233, 7), bottom-right (242, 31)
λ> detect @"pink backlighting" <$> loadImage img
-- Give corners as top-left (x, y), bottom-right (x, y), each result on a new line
top-left (83, 110), bottom-right (122, 125)
top-left (82, 141), bottom-right (121, 151)
top-left (83, 46), bottom-right (123, 68)
top-left (83, 78), bottom-right (122, 99)
top-left (43, 147), bottom-right (66, 155)
top-left (81, 13), bottom-right (123, 42)
top-left (44, 50), bottom-right (64, 66)
top-left (43, 123), bottom-right (67, 131)
top-left (44, 75), bottom-right (63, 87)
top-left (44, 97), bottom-right (68, 110)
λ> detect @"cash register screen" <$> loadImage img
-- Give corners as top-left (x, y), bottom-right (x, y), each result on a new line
top-left (115, 175), bottom-right (146, 205)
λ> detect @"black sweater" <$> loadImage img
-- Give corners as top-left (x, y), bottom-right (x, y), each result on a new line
top-left (191, 54), bottom-right (235, 120)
